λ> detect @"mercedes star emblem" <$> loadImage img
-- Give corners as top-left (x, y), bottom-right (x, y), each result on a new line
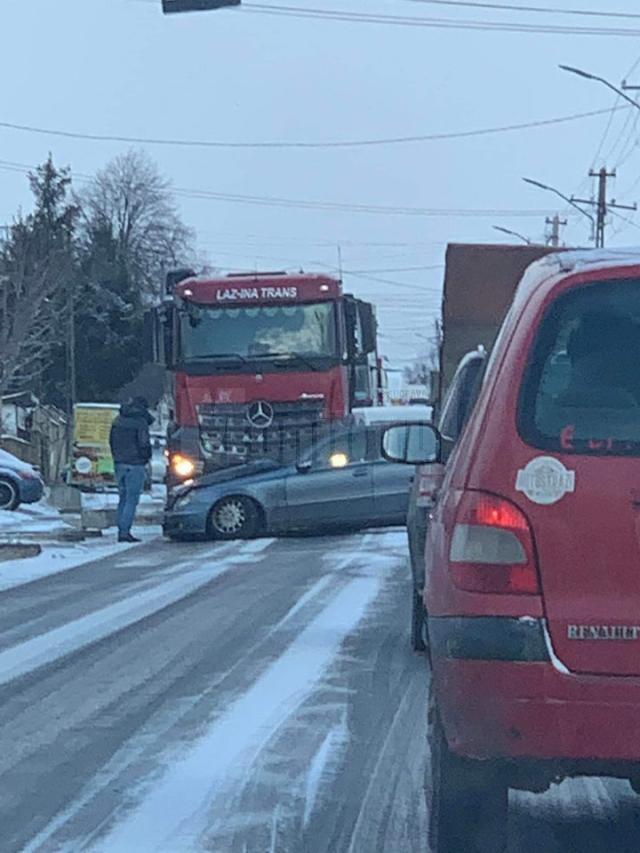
top-left (246, 400), bottom-right (275, 429)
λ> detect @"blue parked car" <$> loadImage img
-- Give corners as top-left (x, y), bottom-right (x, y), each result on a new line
top-left (0, 448), bottom-right (45, 511)
top-left (164, 424), bottom-right (414, 541)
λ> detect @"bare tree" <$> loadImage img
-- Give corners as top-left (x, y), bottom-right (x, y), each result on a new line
top-left (79, 150), bottom-right (192, 300)
top-left (0, 224), bottom-right (69, 402)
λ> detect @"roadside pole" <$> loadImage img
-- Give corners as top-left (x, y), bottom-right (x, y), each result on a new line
top-left (573, 167), bottom-right (637, 249)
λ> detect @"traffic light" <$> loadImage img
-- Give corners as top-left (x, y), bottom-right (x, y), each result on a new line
top-left (162, 0), bottom-right (240, 13)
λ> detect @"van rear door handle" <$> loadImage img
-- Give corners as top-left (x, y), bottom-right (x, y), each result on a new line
top-left (352, 468), bottom-right (369, 478)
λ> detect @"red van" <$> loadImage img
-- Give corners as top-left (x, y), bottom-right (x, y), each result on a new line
top-left (383, 249), bottom-right (640, 852)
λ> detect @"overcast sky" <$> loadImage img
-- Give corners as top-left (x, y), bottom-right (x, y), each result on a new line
top-left (3, 0), bottom-right (640, 366)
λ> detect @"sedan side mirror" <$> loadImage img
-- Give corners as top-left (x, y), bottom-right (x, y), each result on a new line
top-left (296, 459), bottom-right (313, 475)
top-left (382, 422), bottom-right (441, 465)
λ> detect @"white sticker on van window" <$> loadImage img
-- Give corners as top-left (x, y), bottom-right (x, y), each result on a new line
top-left (516, 456), bottom-right (576, 506)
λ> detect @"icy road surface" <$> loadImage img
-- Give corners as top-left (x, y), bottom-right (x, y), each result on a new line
top-left (1, 530), bottom-right (640, 852)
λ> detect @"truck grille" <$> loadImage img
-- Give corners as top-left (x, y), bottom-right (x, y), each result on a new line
top-left (197, 399), bottom-right (326, 466)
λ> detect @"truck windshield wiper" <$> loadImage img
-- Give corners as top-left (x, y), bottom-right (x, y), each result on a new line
top-left (263, 352), bottom-right (321, 372)
top-left (184, 353), bottom-right (248, 365)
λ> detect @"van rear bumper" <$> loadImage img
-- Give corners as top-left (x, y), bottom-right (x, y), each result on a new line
top-left (434, 656), bottom-right (640, 762)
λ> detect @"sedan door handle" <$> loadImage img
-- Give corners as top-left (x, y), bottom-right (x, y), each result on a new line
top-left (351, 468), bottom-right (369, 478)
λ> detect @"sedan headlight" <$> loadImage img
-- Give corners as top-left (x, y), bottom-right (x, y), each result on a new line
top-left (173, 490), bottom-right (195, 510)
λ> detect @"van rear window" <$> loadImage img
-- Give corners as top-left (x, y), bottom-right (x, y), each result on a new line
top-left (519, 278), bottom-right (640, 456)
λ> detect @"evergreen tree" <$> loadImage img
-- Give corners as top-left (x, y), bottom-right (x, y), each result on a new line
top-left (0, 156), bottom-right (78, 405)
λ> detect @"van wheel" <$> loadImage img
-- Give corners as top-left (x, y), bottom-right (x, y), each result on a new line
top-left (427, 715), bottom-right (507, 853)
top-left (209, 496), bottom-right (260, 540)
top-left (0, 478), bottom-right (19, 511)
top-left (411, 588), bottom-right (427, 652)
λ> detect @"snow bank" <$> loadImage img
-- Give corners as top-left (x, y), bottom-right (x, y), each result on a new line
top-left (0, 529), bottom-right (158, 593)
top-left (0, 501), bottom-right (66, 536)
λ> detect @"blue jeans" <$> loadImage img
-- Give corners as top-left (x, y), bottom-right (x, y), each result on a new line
top-left (115, 464), bottom-right (146, 536)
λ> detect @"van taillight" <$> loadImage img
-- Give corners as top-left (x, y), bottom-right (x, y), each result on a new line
top-left (449, 491), bottom-right (539, 595)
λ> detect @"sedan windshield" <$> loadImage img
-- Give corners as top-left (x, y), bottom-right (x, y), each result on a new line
top-left (180, 301), bottom-right (338, 362)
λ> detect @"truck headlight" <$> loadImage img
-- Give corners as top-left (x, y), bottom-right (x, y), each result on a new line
top-left (171, 454), bottom-right (196, 479)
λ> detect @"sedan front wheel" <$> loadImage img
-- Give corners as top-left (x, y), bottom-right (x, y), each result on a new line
top-left (209, 496), bottom-right (260, 540)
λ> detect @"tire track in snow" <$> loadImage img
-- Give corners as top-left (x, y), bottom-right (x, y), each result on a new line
top-left (91, 553), bottom-right (388, 852)
top-left (21, 540), bottom-right (361, 852)
top-left (0, 538), bottom-right (274, 688)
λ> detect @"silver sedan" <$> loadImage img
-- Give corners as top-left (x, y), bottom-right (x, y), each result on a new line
top-left (163, 425), bottom-right (413, 540)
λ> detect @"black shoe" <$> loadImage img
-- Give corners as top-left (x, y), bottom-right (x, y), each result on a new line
top-left (118, 533), bottom-right (142, 543)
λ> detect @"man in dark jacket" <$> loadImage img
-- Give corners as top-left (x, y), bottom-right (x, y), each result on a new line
top-left (109, 397), bottom-right (153, 543)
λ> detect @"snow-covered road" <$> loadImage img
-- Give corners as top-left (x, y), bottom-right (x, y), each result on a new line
top-left (1, 530), bottom-right (639, 851)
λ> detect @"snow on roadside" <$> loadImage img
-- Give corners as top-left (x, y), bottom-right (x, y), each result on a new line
top-left (0, 501), bottom-right (67, 536)
top-left (0, 485), bottom-right (167, 592)
top-left (94, 553), bottom-right (388, 852)
top-left (0, 528), bottom-right (160, 593)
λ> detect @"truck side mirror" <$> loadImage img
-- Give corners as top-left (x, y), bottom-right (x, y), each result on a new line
top-left (344, 297), bottom-right (358, 360)
top-left (357, 301), bottom-right (377, 355)
top-left (162, 304), bottom-right (176, 370)
top-left (148, 304), bottom-right (176, 369)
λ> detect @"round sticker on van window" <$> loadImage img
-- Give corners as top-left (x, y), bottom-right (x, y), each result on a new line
top-left (516, 456), bottom-right (576, 506)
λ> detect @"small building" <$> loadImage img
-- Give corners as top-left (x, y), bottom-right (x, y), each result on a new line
top-left (1, 392), bottom-right (68, 483)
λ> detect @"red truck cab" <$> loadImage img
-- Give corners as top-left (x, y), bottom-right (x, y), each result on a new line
top-left (384, 249), bottom-right (640, 852)
top-left (152, 271), bottom-right (379, 483)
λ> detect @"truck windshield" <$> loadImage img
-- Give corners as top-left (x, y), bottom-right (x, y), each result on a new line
top-left (180, 300), bottom-right (338, 362)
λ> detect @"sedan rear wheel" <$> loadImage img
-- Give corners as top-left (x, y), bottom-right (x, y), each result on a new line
top-left (210, 496), bottom-right (260, 540)
top-left (0, 478), bottom-right (19, 511)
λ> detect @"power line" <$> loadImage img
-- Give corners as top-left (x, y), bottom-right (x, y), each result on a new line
top-left (201, 244), bottom-right (445, 291)
top-left (341, 264), bottom-right (443, 273)
top-left (0, 158), bottom-right (555, 220)
top-left (610, 207), bottom-right (640, 231)
top-left (178, 185), bottom-right (556, 216)
top-left (241, 4), bottom-right (640, 36)
top-left (137, 0), bottom-right (640, 32)
top-left (401, 0), bottom-right (640, 21)
top-left (0, 106), bottom-right (628, 149)
top-left (342, 269), bottom-right (442, 291)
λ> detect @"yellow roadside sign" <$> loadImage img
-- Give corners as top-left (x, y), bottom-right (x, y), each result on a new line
top-left (71, 404), bottom-right (120, 488)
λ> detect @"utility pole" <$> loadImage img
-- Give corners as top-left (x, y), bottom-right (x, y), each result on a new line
top-left (545, 214), bottom-right (567, 248)
top-left (572, 167), bottom-right (637, 249)
top-left (67, 277), bottom-right (77, 459)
